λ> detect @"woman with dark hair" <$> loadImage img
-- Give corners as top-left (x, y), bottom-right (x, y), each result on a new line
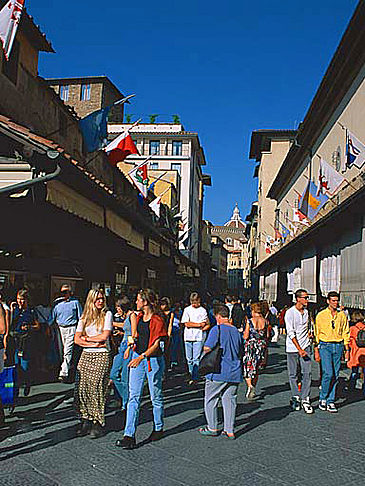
top-left (110, 296), bottom-right (137, 410)
top-left (242, 302), bottom-right (269, 400)
top-left (115, 289), bottom-right (168, 450)
top-left (74, 289), bottom-right (112, 439)
top-left (11, 289), bottom-right (40, 397)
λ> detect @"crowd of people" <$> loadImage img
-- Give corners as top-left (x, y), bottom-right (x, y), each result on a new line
top-left (0, 284), bottom-right (364, 446)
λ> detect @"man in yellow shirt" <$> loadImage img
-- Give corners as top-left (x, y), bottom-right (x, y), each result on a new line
top-left (314, 291), bottom-right (350, 413)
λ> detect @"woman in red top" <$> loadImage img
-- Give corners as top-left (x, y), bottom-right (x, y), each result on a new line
top-left (115, 289), bottom-right (168, 449)
top-left (348, 310), bottom-right (365, 396)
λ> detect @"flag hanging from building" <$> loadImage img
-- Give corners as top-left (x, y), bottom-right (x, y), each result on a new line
top-left (279, 222), bottom-right (290, 241)
top-left (149, 196), bottom-right (161, 218)
top-left (317, 158), bottom-right (345, 196)
top-left (104, 130), bottom-right (139, 165)
top-left (79, 106), bottom-right (112, 152)
top-left (265, 235), bottom-right (274, 254)
top-left (346, 130), bottom-right (365, 169)
top-left (299, 181), bottom-right (328, 220)
top-left (292, 208), bottom-right (310, 226)
top-left (0, 0), bottom-right (24, 60)
top-left (129, 162), bottom-right (149, 198)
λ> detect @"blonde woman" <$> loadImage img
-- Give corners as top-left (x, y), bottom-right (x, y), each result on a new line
top-left (74, 289), bottom-right (112, 439)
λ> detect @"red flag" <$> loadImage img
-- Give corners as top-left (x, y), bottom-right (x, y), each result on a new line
top-left (104, 131), bottom-right (139, 165)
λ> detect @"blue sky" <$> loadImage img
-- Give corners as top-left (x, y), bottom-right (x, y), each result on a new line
top-left (28, 0), bottom-right (359, 225)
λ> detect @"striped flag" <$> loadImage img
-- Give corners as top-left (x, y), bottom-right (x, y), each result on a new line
top-left (0, 0), bottom-right (24, 60)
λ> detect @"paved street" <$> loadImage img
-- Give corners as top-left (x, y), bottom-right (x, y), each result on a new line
top-left (0, 341), bottom-right (364, 486)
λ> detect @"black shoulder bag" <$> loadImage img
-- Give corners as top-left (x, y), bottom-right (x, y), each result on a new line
top-left (199, 325), bottom-right (223, 376)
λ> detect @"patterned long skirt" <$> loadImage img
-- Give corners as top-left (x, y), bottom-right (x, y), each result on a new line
top-left (74, 350), bottom-right (111, 426)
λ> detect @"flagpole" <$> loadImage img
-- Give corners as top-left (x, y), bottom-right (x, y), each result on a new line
top-left (126, 155), bottom-right (153, 176)
top-left (148, 171), bottom-right (168, 189)
top-left (114, 94), bottom-right (136, 105)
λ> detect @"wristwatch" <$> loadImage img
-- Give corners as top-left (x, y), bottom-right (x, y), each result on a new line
top-left (142, 353), bottom-right (147, 359)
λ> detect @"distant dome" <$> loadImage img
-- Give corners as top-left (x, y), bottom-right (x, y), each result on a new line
top-left (224, 203), bottom-right (246, 229)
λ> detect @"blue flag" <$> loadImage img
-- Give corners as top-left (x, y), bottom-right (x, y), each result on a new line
top-left (279, 222), bottom-right (290, 240)
top-left (79, 106), bottom-right (112, 152)
top-left (299, 181), bottom-right (328, 220)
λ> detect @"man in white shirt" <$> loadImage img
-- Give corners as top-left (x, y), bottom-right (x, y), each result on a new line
top-left (285, 289), bottom-right (313, 414)
top-left (181, 292), bottom-right (210, 385)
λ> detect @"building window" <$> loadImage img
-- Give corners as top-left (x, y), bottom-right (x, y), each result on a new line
top-left (226, 237), bottom-right (233, 246)
top-left (172, 140), bottom-right (182, 156)
top-left (80, 83), bottom-right (91, 101)
top-left (59, 85), bottom-right (69, 102)
top-left (150, 162), bottom-right (159, 170)
top-left (2, 39), bottom-right (20, 85)
top-left (149, 140), bottom-right (160, 155)
top-left (171, 163), bottom-right (181, 175)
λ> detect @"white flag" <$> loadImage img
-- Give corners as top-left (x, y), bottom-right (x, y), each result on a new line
top-left (0, 0), bottom-right (24, 60)
top-left (292, 208), bottom-right (310, 226)
top-left (149, 196), bottom-right (161, 218)
top-left (317, 158), bottom-right (345, 196)
top-left (346, 130), bottom-right (365, 170)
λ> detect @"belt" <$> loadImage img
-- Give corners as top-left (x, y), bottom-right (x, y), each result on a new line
top-left (319, 340), bottom-right (343, 344)
top-left (58, 324), bottom-right (77, 328)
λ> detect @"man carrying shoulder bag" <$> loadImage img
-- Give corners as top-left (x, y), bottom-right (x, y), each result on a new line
top-left (198, 304), bottom-right (244, 440)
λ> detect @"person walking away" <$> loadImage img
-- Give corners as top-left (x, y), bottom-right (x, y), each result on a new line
top-left (242, 302), bottom-right (269, 400)
top-left (74, 289), bottom-right (112, 438)
top-left (285, 289), bottom-right (313, 414)
top-left (170, 305), bottom-right (183, 368)
top-left (314, 291), bottom-right (350, 413)
top-left (224, 295), bottom-right (234, 319)
top-left (160, 297), bottom-right (174, 369)
top-left (231, 296), bottom-right (245, 332)
top-left (279, 305), bottom-right (288, 335)
top-left (115, 289), bottom-right (168, 450)
top-left (347, 311), bottom-right (365, 396)
top-left (181, 292), bottom-right (210, 385)
top-left (110, 296), bottom-right (136, 410)
top-left (11, 289), bottom-right (40, 396)
top-left (269, 302), bottom-right (279, 342)
top-left (199, 304), bottom-right (243, 439)
top-left (0, 302), bottom-right (7, 426)
top-left (49, 284), bottom-right (83, 382)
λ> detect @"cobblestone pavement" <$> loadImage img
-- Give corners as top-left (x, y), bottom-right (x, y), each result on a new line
top-left (1, 341), bottom-right (364, 486)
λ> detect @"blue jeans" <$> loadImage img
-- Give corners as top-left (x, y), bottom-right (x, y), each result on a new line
top-left (184, 340), bottom-right (204, 380)
top-left (319, 341), bottom-right (343, 403)
top-left (124, 352), bottom-right (165, 437)
top-left (170, 327), bottom-right (182, 364)
top-left (110, 342), bottom-right (131, 409)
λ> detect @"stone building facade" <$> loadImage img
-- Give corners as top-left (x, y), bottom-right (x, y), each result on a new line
top-left (46, 76), bottom-right (125, 122)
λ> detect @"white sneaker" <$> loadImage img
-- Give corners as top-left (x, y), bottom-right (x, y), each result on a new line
top-left (301, 400), bottom-right (314, 414)
top-left (246, 386), bottom-right (256, 400)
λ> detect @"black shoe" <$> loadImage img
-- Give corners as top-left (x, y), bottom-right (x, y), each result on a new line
top-left (89, 422), bottom-right (105, 439)
top-left (115, 435), bottom-right (136, 449)
top-left (147, 429), bottom-right (164, 442)
top-left (76, 419), bottom-right (91, 437)
top-left (23, 385), bottom-right (31, 397)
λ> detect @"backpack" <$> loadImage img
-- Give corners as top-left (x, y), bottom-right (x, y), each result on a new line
top-left (355, 327), bottom-right (365, 348)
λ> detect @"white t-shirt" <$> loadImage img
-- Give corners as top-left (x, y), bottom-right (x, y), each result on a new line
top-left (181, 305), bottom-right (208, 342)
top-left (285, 306), bottom-right (310, 353)
top-left (76, 310), bottom-right (113, 352)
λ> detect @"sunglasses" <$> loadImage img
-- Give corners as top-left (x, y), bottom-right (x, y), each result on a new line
top-left (331, 319), bottom-right (336, 329)
top-left (300, 296), bottom-right (309, 300)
